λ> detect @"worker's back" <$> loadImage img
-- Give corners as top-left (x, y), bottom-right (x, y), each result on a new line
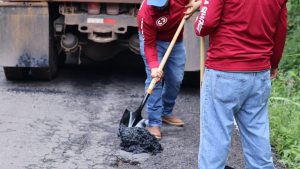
top-left (195, 0), bottom-right (287, 71)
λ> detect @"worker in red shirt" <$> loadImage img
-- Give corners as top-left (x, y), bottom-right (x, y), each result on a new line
top-left (194, 0), bottom-right (287, 168)
top-left (138, 0), bottom-right (201, 139)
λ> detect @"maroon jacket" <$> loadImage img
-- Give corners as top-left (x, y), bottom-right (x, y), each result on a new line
top-left (195, 0), bottom-right (287, 71)
top-left (138, 0), bottom-right (189, 69)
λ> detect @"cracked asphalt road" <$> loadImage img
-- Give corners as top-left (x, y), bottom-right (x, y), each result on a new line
top-left (0, 52), bottom-right (286, 169)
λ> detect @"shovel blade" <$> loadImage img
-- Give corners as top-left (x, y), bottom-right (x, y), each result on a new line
top-left (120, 109), bottom-right (146, 127)
top-left (120, 109), bottom-right (131, 127)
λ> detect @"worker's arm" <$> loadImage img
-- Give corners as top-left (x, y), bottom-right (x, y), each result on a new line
top-left (271, 3), bottom-right (288, 70)
top-left (139, 18), bottom-right (159, 69)
top-left (139, 17), bottom-right (164, 80)
top-left (194, 0), bottom-right (224, 36)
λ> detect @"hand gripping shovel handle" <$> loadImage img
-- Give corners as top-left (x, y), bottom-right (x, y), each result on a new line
top-left (147, 18), bottom-right (187, 94)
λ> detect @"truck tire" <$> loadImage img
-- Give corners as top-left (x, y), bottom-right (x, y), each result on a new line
top-left (3, 67), bottom-right (30, 81)
top-left (129, 34), bottom-right (140, 55)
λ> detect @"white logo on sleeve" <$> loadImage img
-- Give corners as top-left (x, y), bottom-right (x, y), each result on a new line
top-left (156, 16), bottom-right (168, 27)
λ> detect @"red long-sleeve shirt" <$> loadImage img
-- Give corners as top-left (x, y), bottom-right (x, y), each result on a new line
top-left (138, 0), bottom-right (189, 69)
top-left (195, 0), bottom-right (288, 71)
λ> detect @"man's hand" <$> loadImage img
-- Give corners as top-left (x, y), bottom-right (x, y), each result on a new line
top-left (271, 68), bottom-right (279, 80)
top-left (151, 68), bottom-right (164, 81)
top-left (184, 0), bottom-right (202, 19)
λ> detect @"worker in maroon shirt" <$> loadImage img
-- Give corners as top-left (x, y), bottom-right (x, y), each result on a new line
top-left (138, 0), bottom-right (201, 139)
top-left (194, 0), bottom-right (287, 168)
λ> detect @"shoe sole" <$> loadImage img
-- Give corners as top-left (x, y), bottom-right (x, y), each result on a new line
top-left (149, 133), bottom-right (161, 140)
top-left (154, 135), bottom-right (162, 140)
top-left (162, 119), bottom-right (184, 127)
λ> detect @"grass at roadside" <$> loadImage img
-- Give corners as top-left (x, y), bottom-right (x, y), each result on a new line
top-left (269, 71), bottom-right (300, 169)
top-left (270, 2), bottom-right (300, 166)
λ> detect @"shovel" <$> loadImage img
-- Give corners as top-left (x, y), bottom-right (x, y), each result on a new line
top-left (120, 18), bottom-right (187, 128)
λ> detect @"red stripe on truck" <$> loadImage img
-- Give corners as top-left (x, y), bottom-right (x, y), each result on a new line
top-left (104, 18), bottom-right (116, 25)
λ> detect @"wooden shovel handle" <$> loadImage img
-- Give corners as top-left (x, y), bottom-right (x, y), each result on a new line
top-left (147, 18), bottom-right (187, 94)
top-left (200, 37), bottom-right (206, 85)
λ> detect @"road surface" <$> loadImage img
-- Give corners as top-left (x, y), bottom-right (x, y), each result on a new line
top-left (0, 52), bottom-right (286, 169)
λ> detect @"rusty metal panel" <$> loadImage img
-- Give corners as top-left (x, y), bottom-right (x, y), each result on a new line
top-left (0, 2), bottom-right (49, 67)
top-left (0, 2), bottom-right (48, 6)
top-left (3, 0), bottom-right (143, 3)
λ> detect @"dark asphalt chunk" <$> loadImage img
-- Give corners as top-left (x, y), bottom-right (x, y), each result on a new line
top-left (118, 125), bottom-right (163, 155)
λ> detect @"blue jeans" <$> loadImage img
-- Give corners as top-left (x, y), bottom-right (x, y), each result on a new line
top-left (139, 34), bottom-right (186, 127)
top-left (199, 69), bottom-right (275, 169)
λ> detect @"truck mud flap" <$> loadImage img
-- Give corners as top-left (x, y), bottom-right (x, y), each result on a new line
top-left (0, 2), bottom-right (49, 67)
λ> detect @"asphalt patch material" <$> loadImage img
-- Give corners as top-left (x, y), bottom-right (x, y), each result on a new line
top-left (118, 125), bottom-right (163, 155)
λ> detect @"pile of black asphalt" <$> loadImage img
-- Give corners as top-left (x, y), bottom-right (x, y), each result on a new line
top-left (118, 125), bottom-right (163, 155)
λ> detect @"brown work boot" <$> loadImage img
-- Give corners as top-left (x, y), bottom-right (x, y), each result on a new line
top-left (162, 115), bottom-right (184, 126)
top-left (147, 126), bottom-right (161, 140)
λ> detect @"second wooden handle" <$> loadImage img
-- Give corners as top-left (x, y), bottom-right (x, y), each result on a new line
top-left (200, 37), bottom-right (206, 85)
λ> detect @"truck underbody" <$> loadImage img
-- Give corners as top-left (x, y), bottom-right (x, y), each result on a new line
top-left (0, 0), bottom-right (200, 81)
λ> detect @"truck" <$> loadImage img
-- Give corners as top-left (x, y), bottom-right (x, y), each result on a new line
top-left (0, 0), bottom-right (200, 81)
